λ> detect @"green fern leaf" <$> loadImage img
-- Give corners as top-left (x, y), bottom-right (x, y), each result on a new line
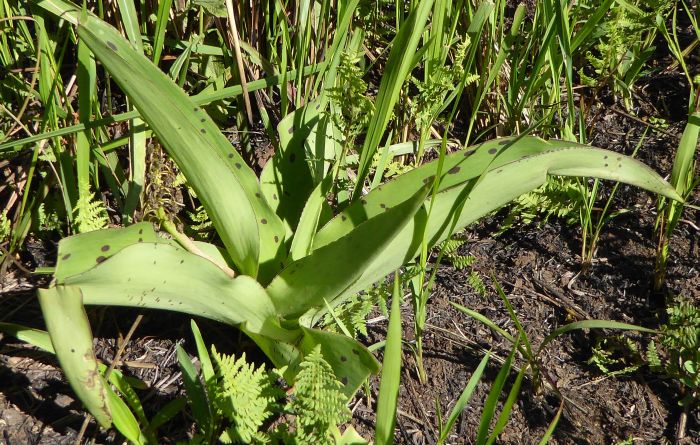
top-left (290, 345), bottom-right (350, 445)
top-left (73, 193), bottom-right (109, 233)
top-left (211, 347), bottom-right (282, 444)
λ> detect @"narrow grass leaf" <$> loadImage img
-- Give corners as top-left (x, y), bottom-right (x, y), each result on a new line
top-left (537, 399), bottom-right (564, 445)
top-left (539, 320), bottom-right (657, 354)
top-left (450, 302), bottom-right (515, 343)
top-left (476, 337), bottom-right (519, 445)
top-left (176, 345), bottom-right (213, 436)
top-left (105, 385), bottom-right (145, 444)
top-left (190, 320), bottom-right (215, 385)
top-left (354, 0), bottom-right (435, 197)
top-left (375, 273), bottom-right (403, 445)
top-left (0, 322), bottom-right (55, 353)
top-left (437, 351), bottom-right (490, 445)
top-left (485, 367), bottom-right (525, 445)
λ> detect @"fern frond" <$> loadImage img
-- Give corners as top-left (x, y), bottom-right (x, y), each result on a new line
top-left (211, 347), bottom-right (282, 444)
top-left (290, 345), bottom-right (349, 445)
top-left (73, 192), bottom-right (109, 233)
top-left (646, 340), bottom-right (662, 371)
top-left (0, 211), bottom-right (11, 243)
top-left (467, 271), bottom-right (486, 296)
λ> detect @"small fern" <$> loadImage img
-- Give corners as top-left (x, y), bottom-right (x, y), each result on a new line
top-left (188, 205), bottom-right (213, 232)
top-left (211, 347), bottom-right (283, 444)
top-left (588, 337), bottom-right (641, 377)
top-left (499, 176), bottom-right (582, 234)
top-left (0, 210), bottom-right (11, 243)
top-left (73, 192), bottom-right (109, 233)
top-left (438, 234), bottom-right (476, 270)
top-left (288, 345), bottom-right (350, 445)
top-left (645, 340), bottom-right (662, 372)
top-left (467, 271), bottom-right (487, 297)
top-left (646, 296), bottom-right (700, 403)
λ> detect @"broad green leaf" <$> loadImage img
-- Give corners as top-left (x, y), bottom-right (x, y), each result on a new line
top-left (37, 286), bottom-right (112, 428)
top-left (297, 326), bottom-right (380, 396)
top-left (260, 104), bottom-right (319, 237)
top-left (267, 185), bottom-right (430, 319)
top-left (245, 325), bottom-right (379, 398)
top-left (71, 8), bottom-right (284, 279)
top-left (304, 137), bottom-right (680, 321)
top-left (48, 227), bottom-right (379, 398)
top-left (0, 322), bottom-right (55, 353)
top-left (54, 222), bottom-right (165, 282)
top-left (58, 242), bottom-right (278, 336)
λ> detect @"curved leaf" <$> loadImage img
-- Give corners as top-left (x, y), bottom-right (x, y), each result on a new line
top-left (267, 184), bottom-right (430, 320)
top-left (302, 137), bottom-right (680, 321)
top-left (73, 9), bottom-right (284, 279)
top-left (37, 286), bottom-right (112, 428)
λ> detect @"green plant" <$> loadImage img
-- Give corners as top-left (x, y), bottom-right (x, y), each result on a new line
top-left (647, 296), bottom-right (699, 408)
top-left (588, 336), bottom-right (643, 377)
top-left (452, 278), bottom-right (657, 442)
top-left (176, 321), bottom-right (362, 445)
top-left (578, 0), bottom-right (669, 109)
top-left (654, 112), bottom-right (700, 290)
top-left (31, 0), bottom-right (680, 437)
top-left (499, 176), bottom-right (582, 233)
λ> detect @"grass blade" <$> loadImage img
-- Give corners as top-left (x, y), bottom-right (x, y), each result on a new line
top-left (374, 273), bottom-right (403, 445)
top-left (353, 0), bottom-right (434, 198)
top-left (538, 320), bottom-right (657, 354)
top-left (437, 351), bottom-right (490, 445)
top-left (476, 337), bottom-right (519, 445)
top-left (176, 344), bottom-right (213, 437)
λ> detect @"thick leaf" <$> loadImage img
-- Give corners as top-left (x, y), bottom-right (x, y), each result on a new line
top-left (37, 286), bottom-right (112, 428)
top-left (267, 184), bottom-right (430, 319)
top-left (260, 104), bottom-right (319, 237)
top-left (302, 138), bottom-right (681, 320)
top-left (297, 326), bottom-right (380, 396)
top-left (54, 222), bottom-right (165, 281)
top-left (0, 322), bottom-right (55, 353)
top-left (70, 7), bottom-right (284, 279)
top-left (58, 242), bottom-right (279, 336)
top-left (49, 227), bottom-right (379, 398)
top-left (316, 137), bottom-right (680, 247)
